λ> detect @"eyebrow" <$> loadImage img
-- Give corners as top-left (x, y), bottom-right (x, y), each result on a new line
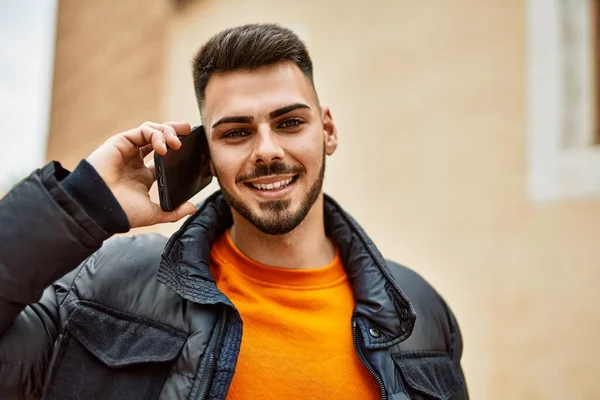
top-left (269, 103), bottom-right (311, 119)
top-left (212, 115), bottom-right (253, 129)
top-left (211, 103), bottom-right (311, 129)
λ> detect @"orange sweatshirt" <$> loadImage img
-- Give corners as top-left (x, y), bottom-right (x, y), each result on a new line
top-left (209, 231), bottom-right (380, 400)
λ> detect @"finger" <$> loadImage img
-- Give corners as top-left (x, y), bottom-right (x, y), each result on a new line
top-left (157, 202), bottom-right (196, 224)
top-left (163, 121), bottom-right (191, 136)
top-left (145, 159), bottom-right (156, 180)
top-left (139, 143), bottom-right (154, 159)
top-left (121, 125), bottom-right (166, 154)
top-left (147, 126), bottom-right (168, 155)
top-left (147, 122), bottom-right (181, 150)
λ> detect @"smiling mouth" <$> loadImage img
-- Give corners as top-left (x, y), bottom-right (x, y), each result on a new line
top-left (244, 175), bottom-right (299, 191)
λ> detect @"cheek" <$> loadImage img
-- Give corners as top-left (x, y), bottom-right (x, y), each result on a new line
top-left (211, 152), bottom-right (241, 183)
top-left (287, 126), bottom-right (323, 154)
top-left (291, 136), bottom-right (324, 170)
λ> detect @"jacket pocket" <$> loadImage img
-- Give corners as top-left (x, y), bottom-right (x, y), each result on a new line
top-left (392, 351), bottom-right (464, 400)
top-left (44, 301), bottom-right (186, 400)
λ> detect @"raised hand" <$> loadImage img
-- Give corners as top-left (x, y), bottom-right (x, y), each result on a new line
top-left (86, 121), bottom-right (196, 228)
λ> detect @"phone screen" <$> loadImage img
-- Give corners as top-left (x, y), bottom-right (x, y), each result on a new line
top-left (155, 125), bottom-right (212, 212)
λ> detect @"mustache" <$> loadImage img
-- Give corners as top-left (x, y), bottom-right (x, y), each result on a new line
top-left (236, 162), bottom-right (305, 184)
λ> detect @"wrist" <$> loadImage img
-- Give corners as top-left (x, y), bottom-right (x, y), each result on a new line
top-left (60, 160), bottom-right (130, 233)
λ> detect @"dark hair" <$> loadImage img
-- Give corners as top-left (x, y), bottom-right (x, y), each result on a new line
top-left (192, 23), bottom-right (315, 114)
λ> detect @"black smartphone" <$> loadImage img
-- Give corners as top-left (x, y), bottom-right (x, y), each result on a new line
top-left (154, 125), bottom-right (212, 212)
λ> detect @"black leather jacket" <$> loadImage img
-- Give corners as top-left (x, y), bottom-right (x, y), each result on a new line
top-left (0, 163), bottom-right (468, 399)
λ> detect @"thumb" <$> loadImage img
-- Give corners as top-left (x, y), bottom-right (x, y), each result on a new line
top-left (158, 202), bottom-right (197, 223)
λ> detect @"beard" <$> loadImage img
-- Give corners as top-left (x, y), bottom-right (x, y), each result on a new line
top-left (216, 149), bottom-right (326, 236)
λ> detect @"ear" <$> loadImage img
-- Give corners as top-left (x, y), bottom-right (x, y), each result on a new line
top-left (209, 160), bottom-right (216, 177)
top-left (321, 106), bottom-right (338, 156)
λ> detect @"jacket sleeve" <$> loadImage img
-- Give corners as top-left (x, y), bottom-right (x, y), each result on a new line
top-left (0, 162), bottom-right (113, 398)
top-left (443, 300), bottom-right (469, 400)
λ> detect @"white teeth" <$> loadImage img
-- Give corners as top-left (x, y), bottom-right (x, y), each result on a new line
top-left (250, 177), bottom-right (294, 191)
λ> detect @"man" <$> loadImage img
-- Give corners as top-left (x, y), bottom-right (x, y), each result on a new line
top-left (0, 24), bottom-right (467, 399)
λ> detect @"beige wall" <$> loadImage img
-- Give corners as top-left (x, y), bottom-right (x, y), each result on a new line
top-left (48, 1), bottom-right (600, 398)
top-left (47, 0), bottom-right (172, 168)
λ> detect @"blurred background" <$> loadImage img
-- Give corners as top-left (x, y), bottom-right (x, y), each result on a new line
top-left (1, 0), bottom-right (599, 398)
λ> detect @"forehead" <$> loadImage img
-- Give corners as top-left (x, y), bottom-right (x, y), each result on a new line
top-left (203, 62), bottom-right (317, 127)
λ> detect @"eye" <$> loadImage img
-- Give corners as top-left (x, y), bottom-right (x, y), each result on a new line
top-left (278, 118), bottom-right (304, 129)
top-left (222, 129), bottom-right (250, 139)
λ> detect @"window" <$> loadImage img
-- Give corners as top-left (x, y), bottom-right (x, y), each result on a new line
top-left (527, 0), bottom-right (600, 201)
top-left (0, 1), bottom-right (58, 194)
top-left (593, 0), bottom-right (599, 143)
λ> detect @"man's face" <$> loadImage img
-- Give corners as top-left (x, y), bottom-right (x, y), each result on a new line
top-left (203, 61), bottom-right (337, 235)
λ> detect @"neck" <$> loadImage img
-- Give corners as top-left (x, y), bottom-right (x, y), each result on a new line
top-left (228, 194), bottom-right (336, 270)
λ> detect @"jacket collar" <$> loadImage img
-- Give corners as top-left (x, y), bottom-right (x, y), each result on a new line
top-left (157, 191), bottom-right (416, 348)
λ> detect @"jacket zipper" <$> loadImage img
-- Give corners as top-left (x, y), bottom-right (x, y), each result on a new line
top-left (197, 309), bottom-right (229, 400)
top-left (352, 320), bottom-right (387, 400)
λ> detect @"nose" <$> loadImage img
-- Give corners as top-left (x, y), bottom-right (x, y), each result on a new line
top-left (250, 125), bottom-right (285, 164)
